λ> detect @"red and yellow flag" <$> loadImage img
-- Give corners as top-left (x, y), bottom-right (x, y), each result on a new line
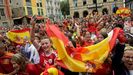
top-left (46, 23), bottom-right (87, 72)
top-left (46, 22), bottom-right (121, 72)
top-left (6, 28), bottom-right (30, 44)
top-left (78, 28), bottom-right (120, 62)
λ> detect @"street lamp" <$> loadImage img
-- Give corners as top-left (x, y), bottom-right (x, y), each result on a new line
top-left (93, 0), bottom-right (98, 11)
top-left (95, 0), bottom-right (98, 11)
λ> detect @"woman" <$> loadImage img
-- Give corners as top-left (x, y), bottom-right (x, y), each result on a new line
top-left (11, 53), bottom-right (40, 75)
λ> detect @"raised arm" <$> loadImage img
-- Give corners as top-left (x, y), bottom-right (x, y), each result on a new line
top-left (96, 15), bottom-right (103, 24)
top-left (30, 17), bottom-right (40, 50)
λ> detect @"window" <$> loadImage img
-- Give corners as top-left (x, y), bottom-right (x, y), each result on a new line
top-left (12, 9), bottom-right (14, 15)
top-left (131, 3), bottom-right (133, 9)
top-left (26, 0), bottom-right (31, 2)
top-left (58, 2), bottom-right (60, 5)
top-left (83, 0), bottom-right (87, 5)
top-left (56, 9), bottom-right (58, 13)
top-left (93, 0), bottom-right (96, 4)
top-left (40, 3), bottom-right (42, 7)
top-left (48, 9), bottom-right (50, 13)
top-left (38, 8), bottom-right (41, 15)
top-left (27, 7), bottom-right (32, 16)
top-left (37, 3), bottom-right (39, 7)
top-left (103, 0), bottom-right (107, 2)
top-left (10, 0), bottom-right (11, 3)
top-left (41, 9), bottom-right (43, 15)
top-left (73, 0), bottom-right (77, 7)
top-left (0, 0), bottom-right (3, 4)
top-left (0, 8), bottom-right (5, 16)
top-left (2, 22), bottom-right (8, 27)
top-left (26, 0), bottom-right (31, 6)
top-left (50, 1), bottom-right (52, 5)
top-left (16, 2), bottom-right (18, 5)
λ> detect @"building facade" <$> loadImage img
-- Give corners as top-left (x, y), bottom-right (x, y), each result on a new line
top-left (46, 0), bottom-right (62, 21)
top-left (0, 0), bottom-right (62, 26)
top-left (10, 0), bottom-right (47, 24)
top-left (0, 0), bottom-right (12, 27)
top-left (69, 0), bottom-right (124, 18)
top-left (125, 0), bottom-right (133, 14)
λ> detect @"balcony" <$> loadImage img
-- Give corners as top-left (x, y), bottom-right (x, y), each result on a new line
top-left (87, 3), bottom-right (103, 9)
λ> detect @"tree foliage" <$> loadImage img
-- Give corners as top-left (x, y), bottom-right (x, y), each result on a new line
top-left (60, 0), bottom-right (70, 16)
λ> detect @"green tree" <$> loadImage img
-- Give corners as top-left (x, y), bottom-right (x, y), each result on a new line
top-left (60, 0), bottom-right (70, 17)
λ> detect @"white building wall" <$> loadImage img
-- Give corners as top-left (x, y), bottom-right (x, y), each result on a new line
top-left (46, 0), bottom-right (61, 21)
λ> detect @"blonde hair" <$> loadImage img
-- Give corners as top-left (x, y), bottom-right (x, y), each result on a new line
top-left (11, 53), bottom-right (28, 72)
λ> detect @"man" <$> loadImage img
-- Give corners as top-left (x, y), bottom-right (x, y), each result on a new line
top-left (122, 39), bottom-right (133, 75)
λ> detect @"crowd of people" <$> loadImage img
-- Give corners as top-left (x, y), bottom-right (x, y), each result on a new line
top-left (0, 11), bottom-right (133, 75)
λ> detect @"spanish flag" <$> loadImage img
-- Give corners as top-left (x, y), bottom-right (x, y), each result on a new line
top-left (46, 22), bottom-right (121, 72)
top-left (78, 28), bottom-right (120, 62)
top-left (46, 23), bottom-right (87, 72)
top-left (6, 28), bottom-right (30, 44)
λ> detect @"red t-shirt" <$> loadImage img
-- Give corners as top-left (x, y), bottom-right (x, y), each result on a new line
top-left (88, 23), bottom-right (98, 32)
top-left (39, 47), bottom-right (57, 67)
top-left (16, 64), bottom-right (41, 75)
top-left (39, 52), bottom-right (57, 67)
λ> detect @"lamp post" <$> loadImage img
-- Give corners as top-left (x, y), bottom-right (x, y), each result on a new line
top-left (95, 0), bottom-right (98, 11)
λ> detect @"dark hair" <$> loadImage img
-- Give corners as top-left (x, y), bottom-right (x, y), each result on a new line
top-left (100, 32), bottom-right (108, 39)
top-left (115, 23), bottom-right (124, 29)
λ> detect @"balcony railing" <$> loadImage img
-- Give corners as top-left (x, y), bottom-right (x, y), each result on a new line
top-left (88, 3), bottom-right (103, 8)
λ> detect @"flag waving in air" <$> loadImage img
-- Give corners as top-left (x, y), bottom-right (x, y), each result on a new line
top-left (46, 21), bottom-right (121, 72)
top-left (6, 28), bottom-right (30, 44)
top-left (46, 22), bottom-right (87, 72)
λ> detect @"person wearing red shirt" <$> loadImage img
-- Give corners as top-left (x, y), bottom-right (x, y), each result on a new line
top-left (30, 17), bottom-right (57, 73)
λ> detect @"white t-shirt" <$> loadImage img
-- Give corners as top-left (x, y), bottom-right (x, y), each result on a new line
top-left (27, 44), bottom-right (40, 64)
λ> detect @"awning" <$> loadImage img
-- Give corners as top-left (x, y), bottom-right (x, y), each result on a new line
top-left (13, 15), bottom-right (44, 20)
top-left (26, 15), bottom-right (44, 20)
top-left (12, 16), bottom-right (23, 20)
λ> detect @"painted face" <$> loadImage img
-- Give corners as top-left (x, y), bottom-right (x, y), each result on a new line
top-left (122, 50), bottom-right (133, 70)
top-left (40, 39), bottom-right (52, 51)
top-left (11, 60), bottom-right (20, 71)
